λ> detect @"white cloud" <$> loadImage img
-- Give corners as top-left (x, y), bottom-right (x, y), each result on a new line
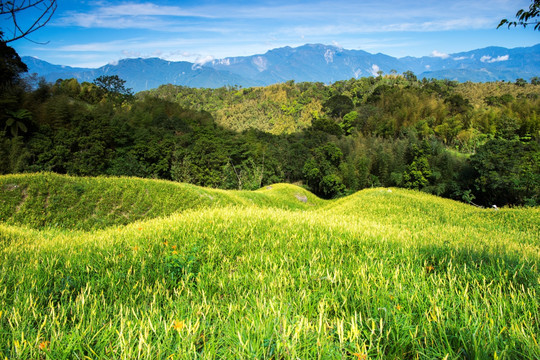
top-left (324, 49), bottom-right (334, 63)
top-left (191, 55), bottom-right (214, 69)
top-left (480, 54), bottom-right (509, 63)
top-left (491, 55), bottom-right (510, 62)
top-left (252, 56), bottom-right (268, 72)
top-left (103, 3), bottom-right (197, 17)
top-left (332, 40), bottom-right (343, 50)
top-left (369, 64), bottom-right (380, 76)
top-left (196, 55), bottom-right (214, 64)
top-left (431, 50), bottom-right (450, 59)
top-left (56, 2), bottom-right (215, 30)
top-left (453, 56), bottom-right (468, 60)
top-left (56, 0), bottom-right (501, 33)
top-left (480, 55), bottom-right (491, 62)
top-left (121, 50), bottom-right (141, 58)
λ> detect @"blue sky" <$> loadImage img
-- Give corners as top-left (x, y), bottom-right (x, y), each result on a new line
top-left (4, 0), bottom-right (539, 68)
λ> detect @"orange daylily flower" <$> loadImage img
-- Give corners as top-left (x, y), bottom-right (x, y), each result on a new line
top-left (352, 353), bottom-right (367, 360)
top-left (172, 320), bottom-right (185, 331)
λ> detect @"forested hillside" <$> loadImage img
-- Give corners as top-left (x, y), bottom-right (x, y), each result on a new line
top-left (2, 62), bottom-right (539, 206)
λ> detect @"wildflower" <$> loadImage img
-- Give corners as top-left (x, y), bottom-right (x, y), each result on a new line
top-left (133, 246), bottom-right (139, 251)
top-left (171, 245), bottom-right (177, 250)
top-left (163, 241), bottom-right (169, 247)
top-left (172, 250), bottom-right (178, 255)
top-left (138, 227), bottom-right (142, 231)
top-left (396, 304), bottom-right (402, 311)
top-left (352, 353), bottom-right (367, 360)
top-left (172, 320), bottom-right (185, 331)
top-left (426, 265), bottom-right (434, 273)
top-left (39, 341), bottom-right (49, 350)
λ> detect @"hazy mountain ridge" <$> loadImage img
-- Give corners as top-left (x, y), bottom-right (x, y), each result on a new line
top-left (22, 43), bottom-right (540, 92)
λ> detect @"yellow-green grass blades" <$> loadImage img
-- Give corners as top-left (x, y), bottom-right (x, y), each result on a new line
top-left (0, 173), bottom-right (538, 359)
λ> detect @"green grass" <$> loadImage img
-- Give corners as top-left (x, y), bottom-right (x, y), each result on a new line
top-left (0, 173), bottom-right (324, 230)
top-left (0, 173), bottom-right (538, 359)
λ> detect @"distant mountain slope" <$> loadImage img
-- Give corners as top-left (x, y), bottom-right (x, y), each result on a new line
top-left (209, 44), bottom-right (404, 84)
top-left (22, 57), bottom-right (260, 91)
top-left (405, 44), bottom-right (540, 82)
top-left (22, 43), bottom-right (540, 92)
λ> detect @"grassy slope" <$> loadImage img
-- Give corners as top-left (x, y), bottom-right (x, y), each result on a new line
top-left (0, 173), bottom-right (538, 359)
top-left (0, 173), bottom-right (324, 230)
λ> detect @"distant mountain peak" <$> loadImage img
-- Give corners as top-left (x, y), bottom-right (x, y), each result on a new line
top-left (22, 43), bottom-right (540, 92)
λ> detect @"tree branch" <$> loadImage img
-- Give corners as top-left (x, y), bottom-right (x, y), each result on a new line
top-left (498, 0), bottom-right (540, 31)
top-left (0, 1), bottom-right (48, 15)
top-left (1, 0), bottom-right (57, 43)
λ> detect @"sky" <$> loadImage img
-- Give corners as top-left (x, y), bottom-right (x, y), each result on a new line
top-left (3, 0), bottom-right (539, 68)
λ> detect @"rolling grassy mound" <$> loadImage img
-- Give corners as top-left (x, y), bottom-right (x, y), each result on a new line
top-left (0, 173), bottom-right (539, 359)
top-left (0, 173), bottom-right (324, 230)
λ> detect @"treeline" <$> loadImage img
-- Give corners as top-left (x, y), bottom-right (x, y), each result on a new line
top-left (1, 50), bottom-right (539, 206)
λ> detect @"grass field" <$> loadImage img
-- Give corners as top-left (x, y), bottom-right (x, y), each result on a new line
top-left (0, 173), bottom-right (539, 359)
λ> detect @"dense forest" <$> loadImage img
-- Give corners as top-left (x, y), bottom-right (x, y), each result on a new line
top-left (1, 41), bottom-right (539, 206)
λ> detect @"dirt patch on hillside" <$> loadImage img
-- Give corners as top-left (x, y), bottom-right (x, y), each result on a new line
top-left (4, 183), bottom-right (20, 191)
top-left (15, 188), bottom-right (29, 213)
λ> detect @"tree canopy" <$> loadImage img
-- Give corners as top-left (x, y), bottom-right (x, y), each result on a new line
top-left (0, 39), bottom-right (27, 88)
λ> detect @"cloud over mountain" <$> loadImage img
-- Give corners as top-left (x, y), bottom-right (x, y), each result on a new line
top-left (480, 55), bottom-right (509, 63)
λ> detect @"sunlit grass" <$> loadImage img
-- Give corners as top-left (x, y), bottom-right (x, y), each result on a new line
top-left (0, 174), bottom-right (538, 359)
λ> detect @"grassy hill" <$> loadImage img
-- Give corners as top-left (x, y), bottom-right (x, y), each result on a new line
top-left (0, 173), bottom-right (538, 359)
top-left (0, 173), bottom-right (324, 230)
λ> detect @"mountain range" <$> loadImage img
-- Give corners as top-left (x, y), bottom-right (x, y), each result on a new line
top-left (22, 43), bottom-right (540, 93)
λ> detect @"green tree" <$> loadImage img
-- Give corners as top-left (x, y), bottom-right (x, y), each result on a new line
top-left (445, 94), bottom-right (472, 115)
top-left (403, 70), bottom-right (417, 83)
top-left (0, 38), bottom-right (27, 89)
top-left (323, 94), bottom-right (354, 118)
top-left (0, 132), bottom-right (30, 173)
top-left (515, 78), bottom-right (527, 87)
top-left (469, 139), bottom-right (540, 206)
top-left (4, 109), bottom-right (31, 137)
top-left (341, 111), bottom-right (358, 135)
top-left (93, 75), bottom-right (132, 95)
top-left (403, 144), bottom-right (432, 190)
top-left (93, 75), bottom-right (133, 104)
top-left (303, 143), bottom-right (345, 198)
